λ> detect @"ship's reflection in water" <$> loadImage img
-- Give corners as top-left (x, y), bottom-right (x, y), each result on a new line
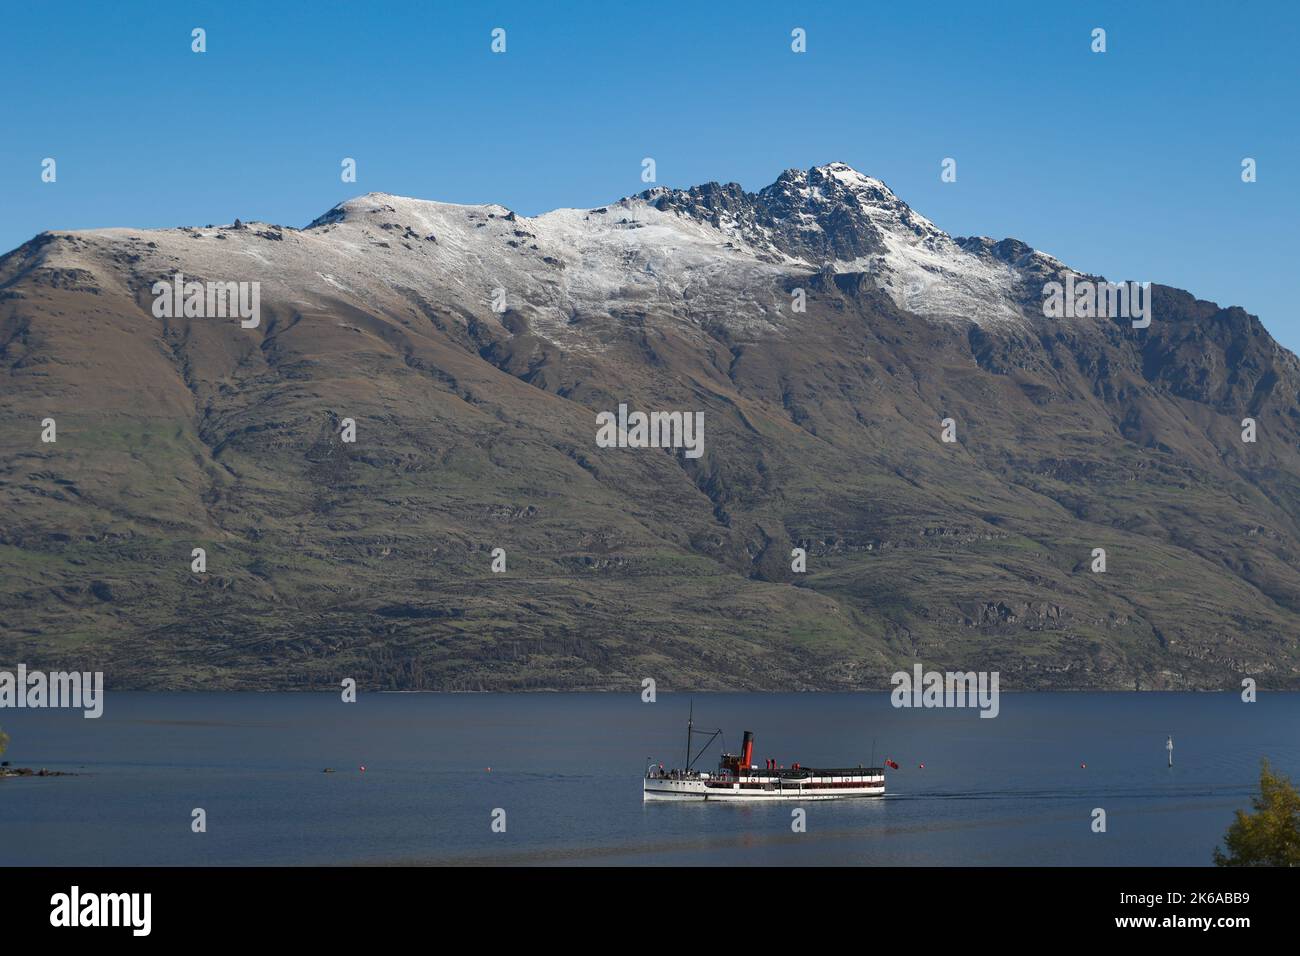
top-left (2, 691), bottom-right (1295, 866)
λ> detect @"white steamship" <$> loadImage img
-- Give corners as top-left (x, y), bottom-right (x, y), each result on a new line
top-left (643, 708), bottom-right (886, 801)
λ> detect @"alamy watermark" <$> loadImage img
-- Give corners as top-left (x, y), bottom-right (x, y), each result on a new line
top-left (1042, 275), bottom-right (1151, 329)
top-left (0, 665), bottom-right (104, 718)
top-left (50, 886), bottom-right (150, 936)
top-left (890, 663), bottom-right (1000, 718)
top-left (595, 403), bottom-right (704, 459)
top-left (151, 272), bottom-right (260, 328)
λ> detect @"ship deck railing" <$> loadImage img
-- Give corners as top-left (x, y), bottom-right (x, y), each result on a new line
top-left (647, 767), bottom-right (885, 780)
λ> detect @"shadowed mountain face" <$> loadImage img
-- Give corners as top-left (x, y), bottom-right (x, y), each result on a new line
top-left (1, 163), bottom-right (1298, 690)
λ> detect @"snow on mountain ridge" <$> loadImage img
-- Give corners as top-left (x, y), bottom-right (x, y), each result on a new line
top-left (22, 166), bottom-right (1067, 350)
top-left (636, 162), bottom-right (1054, 325)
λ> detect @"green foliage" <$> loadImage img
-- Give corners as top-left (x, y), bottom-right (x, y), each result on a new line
top-left (0, 726), bottom-right (8, 757)
top-left (1214, 759), bottom-right (1300, 866)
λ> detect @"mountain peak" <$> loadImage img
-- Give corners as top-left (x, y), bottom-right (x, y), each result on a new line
top-left (636, 161), bottom-right (948, 262)
top-left (632, 163), bottom-right (1038, 325)
top-left (809, 160), bottom-right (894, 191)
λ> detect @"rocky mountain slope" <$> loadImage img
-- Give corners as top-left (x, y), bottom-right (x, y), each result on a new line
top-left (2, 162), bottom-right (1298, 690)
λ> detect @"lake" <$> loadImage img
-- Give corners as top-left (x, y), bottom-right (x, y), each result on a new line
top-left (2, 691), bottom-right (1296, 866)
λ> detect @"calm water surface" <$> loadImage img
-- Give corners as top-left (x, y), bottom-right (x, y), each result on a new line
top-left (2, 692), bottom-right (1296, 866)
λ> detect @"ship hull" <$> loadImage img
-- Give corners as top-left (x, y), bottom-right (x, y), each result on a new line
top-left (643, 773), bottom-right (885, 801)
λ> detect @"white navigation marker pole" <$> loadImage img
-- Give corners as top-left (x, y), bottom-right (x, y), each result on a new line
top-left (1166, 735), bottom-right (1174, 768)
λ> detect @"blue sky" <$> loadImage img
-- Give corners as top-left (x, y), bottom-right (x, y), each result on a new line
top-left (3, 1), bottom-right (1297, 349)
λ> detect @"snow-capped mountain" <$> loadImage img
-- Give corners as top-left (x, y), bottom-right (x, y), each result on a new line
top-left (23, 163), bottom-right (1068, 350)
top-left (2, 164), bottom-right (1298, 692)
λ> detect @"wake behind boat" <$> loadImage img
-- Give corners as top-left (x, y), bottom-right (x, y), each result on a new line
top-left (643, 707), bottom-right (885, 801)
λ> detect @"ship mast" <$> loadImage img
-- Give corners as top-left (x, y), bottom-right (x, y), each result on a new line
top-left (680, 702), bottom-right (723, 772)
top-left (685, 700), bottom-right (693, 770)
